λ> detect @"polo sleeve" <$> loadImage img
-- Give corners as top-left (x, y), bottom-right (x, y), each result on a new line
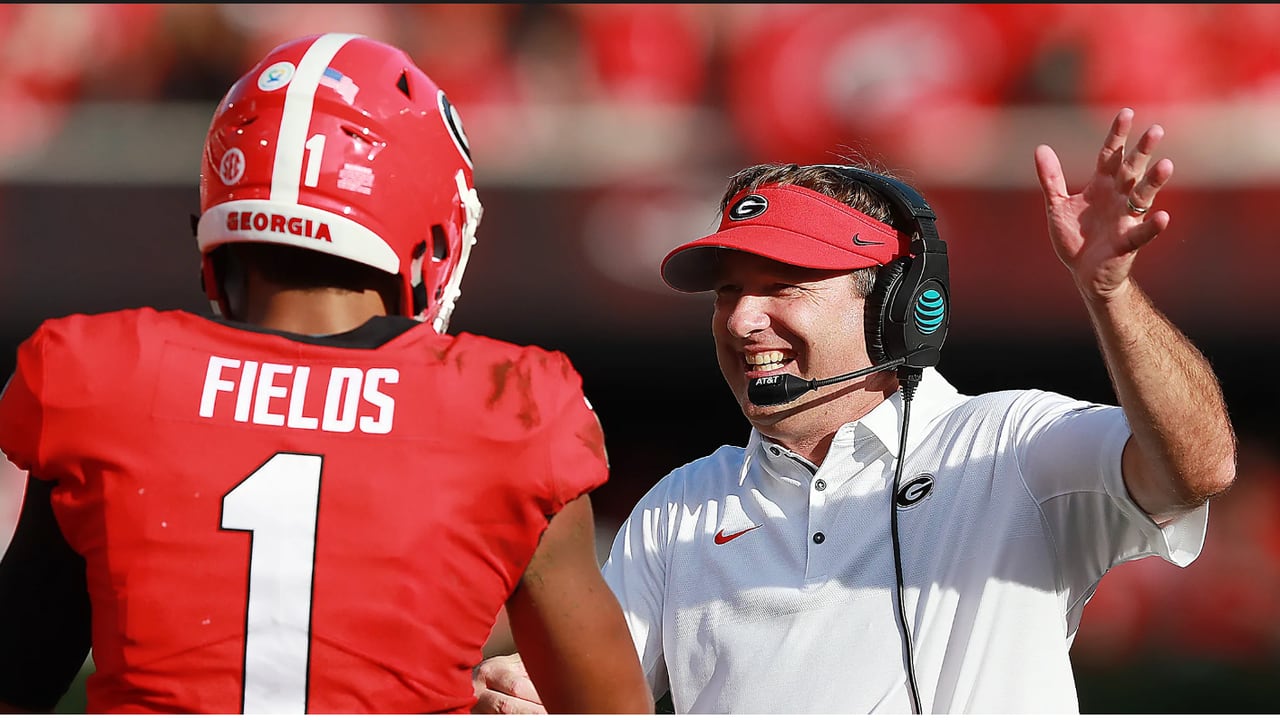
top-left (1009, 390), bottom-right (1208, 607)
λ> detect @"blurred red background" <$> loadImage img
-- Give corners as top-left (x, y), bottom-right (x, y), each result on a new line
top-left (0, 4), bottom-right (1275, 712)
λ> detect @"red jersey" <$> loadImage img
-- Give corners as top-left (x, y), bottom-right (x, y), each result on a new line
top-left (0, 309), bottom-right (609, 713)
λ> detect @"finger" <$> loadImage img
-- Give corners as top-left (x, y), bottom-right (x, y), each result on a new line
top-left (501, 674), bottom-right (542, 704)
top-left (1120, 123), bottom-right (1164, 192)
top-left (507, 659), bottom-right (542, 702)
top-left (1124, 209), bottom-right (1172, 253)
top-left (1129, 157), bottom-right (1174, 213)
top-left (474, 663), bottom-right (542, 703)
top-left (492, 693), bottom-right (550, 715)
top-left (1096, 108), bottom-right (1134, 175)
top-left (1034, 144), bottom-right (1067, 202)
top-left (473, 691), bottom-right (550, 715)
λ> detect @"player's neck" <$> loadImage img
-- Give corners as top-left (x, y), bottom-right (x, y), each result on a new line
top-left (242, 286), bottom-right (389, 336)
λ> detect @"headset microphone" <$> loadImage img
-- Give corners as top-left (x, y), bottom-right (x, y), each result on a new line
top-left (747, 358), bottom-right (905, 407)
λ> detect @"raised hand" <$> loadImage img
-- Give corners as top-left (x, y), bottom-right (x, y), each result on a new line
top-left (1033, 108), bottom-right (1174, 302)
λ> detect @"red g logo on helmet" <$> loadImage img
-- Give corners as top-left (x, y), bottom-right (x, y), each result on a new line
top-left (196, 33), bottom-right (483, 333)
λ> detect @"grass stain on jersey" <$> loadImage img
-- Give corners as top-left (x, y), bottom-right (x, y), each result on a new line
top-left (487, 360), bottom-right (540, 430)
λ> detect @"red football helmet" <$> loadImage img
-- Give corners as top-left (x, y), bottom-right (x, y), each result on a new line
top-left (197, 33), bottom-right (483, 332)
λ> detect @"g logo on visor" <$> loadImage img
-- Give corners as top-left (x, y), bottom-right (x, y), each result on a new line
top-left (729, 194), bottom-right (768, 221)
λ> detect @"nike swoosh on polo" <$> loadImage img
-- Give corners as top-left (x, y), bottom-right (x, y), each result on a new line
top-left (851, 233), bottom-right (884, 246)
top-left (714, 524), bottom-right (763, 545)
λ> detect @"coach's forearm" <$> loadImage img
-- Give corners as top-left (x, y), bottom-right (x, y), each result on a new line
top-left (1083, 280), bottom-right (1236, 522)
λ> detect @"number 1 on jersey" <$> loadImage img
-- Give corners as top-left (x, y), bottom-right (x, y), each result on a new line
top-left (221, 452), bottom-right (323, 714)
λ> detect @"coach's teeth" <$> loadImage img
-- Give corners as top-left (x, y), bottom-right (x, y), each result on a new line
top-left (747, 351), bottom-right (787, 372)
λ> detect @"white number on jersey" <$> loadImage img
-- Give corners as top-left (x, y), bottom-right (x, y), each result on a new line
top-left (221, 452), bottom-right (323, 713)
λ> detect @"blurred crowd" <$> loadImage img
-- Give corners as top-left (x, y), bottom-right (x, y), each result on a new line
top-left (7, 4), bottom-right (1280, 165)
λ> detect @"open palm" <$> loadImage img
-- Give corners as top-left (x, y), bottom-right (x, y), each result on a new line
top-left (1033, 108), bottom-right (1175, 302)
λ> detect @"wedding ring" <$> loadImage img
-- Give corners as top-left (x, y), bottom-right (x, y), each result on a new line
top-left (1126, 198), bottom-right (1149, 216)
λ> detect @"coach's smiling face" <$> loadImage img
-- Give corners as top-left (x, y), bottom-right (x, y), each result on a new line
top-left (710, 251), bottom-right (895, 462)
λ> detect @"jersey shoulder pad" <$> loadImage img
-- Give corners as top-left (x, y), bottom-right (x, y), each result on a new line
top-left (443, 333), bottom-right (592, 437)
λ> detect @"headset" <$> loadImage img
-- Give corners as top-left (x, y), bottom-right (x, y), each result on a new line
top-left (812, 164), bottom-right (951, 714)
top-left (814, 164), bottom-right (950, 374)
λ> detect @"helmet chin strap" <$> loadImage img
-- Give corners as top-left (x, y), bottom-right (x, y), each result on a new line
top-left (430, 169), bottom-right (484, 334)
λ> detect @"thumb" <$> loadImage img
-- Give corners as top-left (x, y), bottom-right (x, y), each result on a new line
top-left (1033, 144), bottom-right (1068, 204)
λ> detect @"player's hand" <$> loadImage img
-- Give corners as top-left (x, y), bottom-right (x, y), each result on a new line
top-left (472, 654), bottom-right (547, 715)
top-left (1033, 107), bottom-right (1174, 302)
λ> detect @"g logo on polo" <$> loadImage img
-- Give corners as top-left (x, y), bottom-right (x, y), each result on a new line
top-left (728, 194), bottom-right (768, 221)
top-left (895, 474), bottom-right (934, 509)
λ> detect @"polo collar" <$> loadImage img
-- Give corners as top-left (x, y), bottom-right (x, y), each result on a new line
top-left (857, 367), bottom-right (963, 457)
top-left (747, 368), bottom-right (964, 480)
top-left (746, 430), bottom-right (813, 489)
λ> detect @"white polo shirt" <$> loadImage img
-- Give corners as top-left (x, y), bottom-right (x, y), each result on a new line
top-left (601, 368), bottom-right (1207, 713)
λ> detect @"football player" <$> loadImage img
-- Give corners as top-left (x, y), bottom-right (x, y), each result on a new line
top-left (0, 33), bottom-right (651, 714)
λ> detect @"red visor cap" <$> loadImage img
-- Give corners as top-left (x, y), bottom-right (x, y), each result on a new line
top-left (660, 183), bottom-right (911, 293)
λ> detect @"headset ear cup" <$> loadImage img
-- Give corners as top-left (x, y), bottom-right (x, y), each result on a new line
top-left (865, 257), bottom-right (912, 365)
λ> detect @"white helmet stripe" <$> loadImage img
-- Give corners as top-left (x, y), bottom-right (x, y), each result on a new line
top-left (271, 33), bottom-right (362, 203)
